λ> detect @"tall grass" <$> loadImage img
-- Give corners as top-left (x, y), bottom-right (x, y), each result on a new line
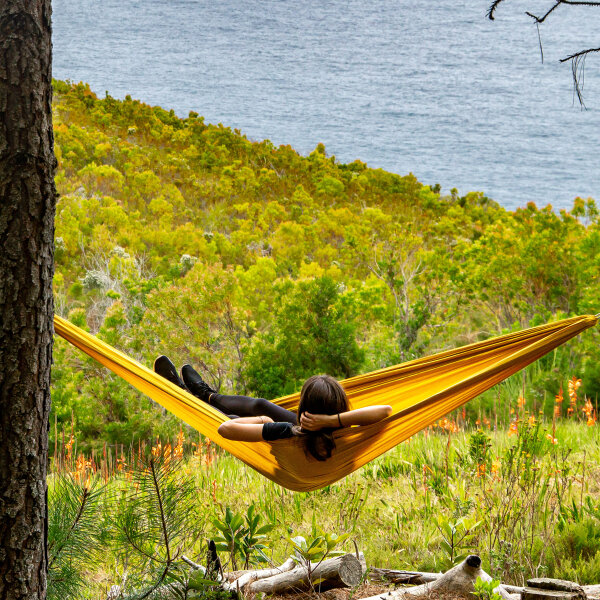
top-left (49, 379), bottom-right (600, 597)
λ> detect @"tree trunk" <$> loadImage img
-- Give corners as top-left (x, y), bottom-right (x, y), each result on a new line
top-left (0, 1), bottom-right (56, 599)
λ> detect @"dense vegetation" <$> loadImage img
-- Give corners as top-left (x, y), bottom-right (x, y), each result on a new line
top-left (51, 80), bottom-right (599, 452)
top-left (50, 420), bottom-right (600, 598)
top-left (48, 80), bottom-right (600, 597)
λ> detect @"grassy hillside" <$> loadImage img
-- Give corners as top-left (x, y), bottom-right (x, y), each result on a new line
top-left (46, 80), bottom-right (600, 600)
top-left (51, 80), bottom-right (600, 451)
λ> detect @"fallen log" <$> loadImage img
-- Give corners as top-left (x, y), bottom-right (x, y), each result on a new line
top-left (521, 578), bottom-right (593, 600)
top-left (369, 568), bottom-right (439, 585)
top-left (370, 566), bottom-right (600, 600)
top-left (240, 553), bottom-right (366, 594)
top-left (223, 557), bottom-right (296, 591)
top-left (585, 586), bottom-right (600, 599)
top-left (370, 566), bottom-right (524, 595)
top-left (361, 555), bottom-right (515, 600)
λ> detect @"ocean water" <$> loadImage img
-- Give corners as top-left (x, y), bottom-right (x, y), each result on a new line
top-left (52, 0), bottom-right (600, 210)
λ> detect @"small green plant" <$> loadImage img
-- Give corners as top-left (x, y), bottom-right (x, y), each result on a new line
top-left (473, 576), bottom-right (503, 600)
top-left (287, 526), bottom-right (350, 590)
top-left (469, 429), bottom-right (492, 470)
top-left (434, 514), bottom-right (481, 568)
top-left (212, 503), bottom-right (275, 570)
top-left (188, 556), bottom-right (233, 600)
top-left (490, 540), bottom-right (519, 581)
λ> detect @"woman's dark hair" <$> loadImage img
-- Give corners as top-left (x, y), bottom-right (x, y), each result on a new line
top-left (293, 375), bottom-right (349, 461)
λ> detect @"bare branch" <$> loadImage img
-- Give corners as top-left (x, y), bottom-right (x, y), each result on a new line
top-left (560, 46), bottom-right (600, 62)
top-left (525, 1), bottom-right (561, 24)
top-left (561, 0), bottom-right (600, 5)
top-left (487, 0), bottom-right (508, 20)
top-left (527, 0), bottom-right (600, 24)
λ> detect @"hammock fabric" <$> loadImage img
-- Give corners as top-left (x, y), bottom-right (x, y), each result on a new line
top-left (54, 314), bottom-right (597, 491)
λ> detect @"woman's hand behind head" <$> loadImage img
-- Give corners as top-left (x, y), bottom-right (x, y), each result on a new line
top-left (300, 412), bottom-right (337, 431)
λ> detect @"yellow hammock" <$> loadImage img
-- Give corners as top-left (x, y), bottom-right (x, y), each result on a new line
top-left (54, 314), bottom-right (597, 492)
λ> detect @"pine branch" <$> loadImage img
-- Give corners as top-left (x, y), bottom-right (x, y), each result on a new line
top-left (123, 526), bottom-right (164, 565)
top-left (150, 458), bottom-right (172, 564)
top-left (137, 564), bottom-right (170, 600)
top-left (487, 0), bottom-right (508, 20)
top-left (48, 486), bottom-right (90, 568)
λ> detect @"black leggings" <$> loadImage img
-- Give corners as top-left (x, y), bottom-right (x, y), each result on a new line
top-left (210, 393), bottom-right (297, 425)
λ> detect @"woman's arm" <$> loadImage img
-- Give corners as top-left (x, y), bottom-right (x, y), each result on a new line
top-left (218, 416), bottom-right (273, 441)
top-left (300, 405), bottom-right (392, 431)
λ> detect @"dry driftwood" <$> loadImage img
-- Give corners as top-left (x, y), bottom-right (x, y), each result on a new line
top-left (223, 557), bottom-right (296, 590)
top-left (369, 567), bottom-right (440, 585)
top-left (526, 578), bottom-right (587, 599)
top-left (232, 553), bottom-right (366, 594)
top-left (371, 569), bottom-right (600, 600)
top-left (585, 585), bottom-right (600, 600)
top-left (362, 555), bottom-right (516, 600)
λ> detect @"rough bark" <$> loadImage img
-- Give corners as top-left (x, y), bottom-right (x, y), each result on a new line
top-left (0, 1), bottom-right (56, 599)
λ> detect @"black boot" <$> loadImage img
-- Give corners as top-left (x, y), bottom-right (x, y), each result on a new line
top-left (154, 355), bottom-right (187, 389)
top-left (181, 364), bottom-right (216, 401)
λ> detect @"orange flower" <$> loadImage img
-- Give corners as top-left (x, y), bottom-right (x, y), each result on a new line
top-left (151, 439), bottom-right (162, 458)
top-left (528, 415), bottom-right (537, 426)
top-left (491, 461), bottom-right (500, 478)
top-left (163, 443), bottom-right (172, 463)
top-left (546, 433), bottom-right (558, 445)
top-left (477, 463), bottom-right (486, 477)
top-left (568, 376), bottom-right (581, 416)
top-left (65, 434), bottom-right (75, 465)
top-left (438, 418), bottom-right (458, 433)
top-left (173, 429), bottom-right (185, 460)
top-left (582, 398), bottom-right (595, 420)
top-left (517, 394), bottom-right (526, 408)
top-left (508, 420), bottom-right (519, 436)
top-left (568, 376), bottom-right (582, 395)
top-left (583, 398), bottom-right (596, 426)
top-left (74, 453), bottom-right (93, 485)
top-left (117, 454), bottom-right (126, 472)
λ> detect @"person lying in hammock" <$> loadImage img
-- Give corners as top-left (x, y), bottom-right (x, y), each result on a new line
top-left (154, 356), bottom-right (392, 461)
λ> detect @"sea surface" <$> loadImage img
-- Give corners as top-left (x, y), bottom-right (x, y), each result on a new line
top-left (52, 0), bottom-right (600, 210)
